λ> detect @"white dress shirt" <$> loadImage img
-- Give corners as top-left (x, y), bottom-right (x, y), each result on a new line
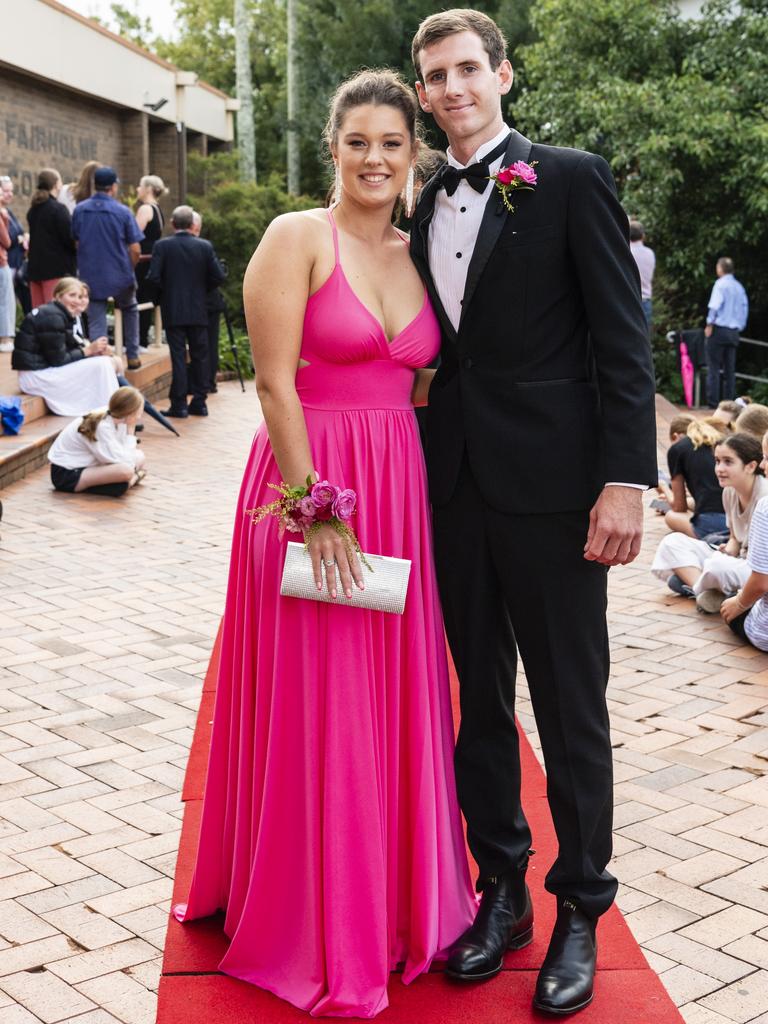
top-left (427, 127), bottom-right (644, 492)
top-left (428, 126), bottom-right (511, 332)
top-left (48, 414), bottom-right (139, 471)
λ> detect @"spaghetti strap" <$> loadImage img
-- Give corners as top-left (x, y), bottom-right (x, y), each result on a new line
top-left (326, 207), bottom-right (340, 264)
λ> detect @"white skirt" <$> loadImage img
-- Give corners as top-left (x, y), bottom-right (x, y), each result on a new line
top-left (18, 356), bottom-right (119, 416)
top-left (651, 533), bottom-right (750, 596)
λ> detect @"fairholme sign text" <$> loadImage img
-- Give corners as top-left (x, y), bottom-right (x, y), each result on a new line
top-left (5, 120), bottom-right (98, 160)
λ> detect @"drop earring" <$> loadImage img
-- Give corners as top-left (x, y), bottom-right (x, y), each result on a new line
top-left (404, 166), bottom-right (415, 217)
top-left (333, 165), bottom-right (342, 206)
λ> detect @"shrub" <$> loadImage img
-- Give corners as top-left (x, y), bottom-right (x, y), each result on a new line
top-left (188, 153), bottom-right (317, 324)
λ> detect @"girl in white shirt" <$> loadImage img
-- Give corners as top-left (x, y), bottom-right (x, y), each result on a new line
top-left (652, 433), bottom-right (767, 612)
top-left (48, 385), bottom-right (146, 497)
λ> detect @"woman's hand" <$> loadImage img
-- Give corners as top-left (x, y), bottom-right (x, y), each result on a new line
top-left (85, 338), bottom-right (108, 356)
top-left (307, 524), bottom-right (365, 600)
top-left (720, 595), bottom-right (745, 624)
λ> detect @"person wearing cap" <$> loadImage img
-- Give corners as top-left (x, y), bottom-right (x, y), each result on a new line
top-left (71, 167), bottom-right (144, 369)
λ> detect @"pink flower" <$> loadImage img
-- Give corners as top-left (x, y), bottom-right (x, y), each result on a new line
top-left (508, 160), bottom-right (537, 185)
top-left (299, 496), bottom-right (317, 518)
top-left (496, 165), bottom-right (516, 185)
top-left (332, 489), bottom-right (357, 521)
top-left (310, 481), bottom-right (340, 509)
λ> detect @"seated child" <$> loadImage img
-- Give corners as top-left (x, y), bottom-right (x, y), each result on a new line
top-left (47, 385), bottom-right (146, 497)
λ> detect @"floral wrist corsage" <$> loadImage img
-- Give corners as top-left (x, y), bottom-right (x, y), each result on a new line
top-left (247, 477), bottom-right (370, 568)
top-left (491, 160), bottom-right (538, 213)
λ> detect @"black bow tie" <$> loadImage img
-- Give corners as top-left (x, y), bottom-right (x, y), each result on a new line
top-left (439, 136), bottom-right (511, 197)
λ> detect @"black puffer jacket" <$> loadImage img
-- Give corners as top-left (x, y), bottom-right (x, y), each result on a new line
top-left (11, 302), bottom-right (85, 371)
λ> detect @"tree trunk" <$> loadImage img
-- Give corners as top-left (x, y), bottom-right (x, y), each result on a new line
top-left (234, 0), bottom-right (256, 183)
top-left (286, 0), bottom-right (300, 194)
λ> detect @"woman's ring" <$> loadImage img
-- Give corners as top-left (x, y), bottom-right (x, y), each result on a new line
top-left (324, 559), bottom-right (335, 567)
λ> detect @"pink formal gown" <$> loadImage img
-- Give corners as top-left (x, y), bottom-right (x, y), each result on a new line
top-left (173, 209), bottom-right (476, 1017)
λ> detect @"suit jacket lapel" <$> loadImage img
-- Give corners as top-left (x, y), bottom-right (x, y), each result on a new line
top-left (459, 130), bottom-right (533, 329)
top-left (412, 168), bottom-right (458, 345)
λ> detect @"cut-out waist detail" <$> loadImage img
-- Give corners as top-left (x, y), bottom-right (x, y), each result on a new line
top-left (295, 360), bottom-right (416, 410)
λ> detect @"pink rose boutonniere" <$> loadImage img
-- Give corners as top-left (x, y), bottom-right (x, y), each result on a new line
top-left (491, 160), bottom-right (538, 213)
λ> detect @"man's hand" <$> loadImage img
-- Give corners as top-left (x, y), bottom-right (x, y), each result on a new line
top-left (584, 486), bottom-right (643, 566)
top-left (704, 324), bottom-right (714, 338)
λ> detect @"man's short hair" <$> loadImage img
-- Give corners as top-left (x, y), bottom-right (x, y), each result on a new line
top-left (192, 211), bottom-right (202, 227)
top-left (628, 220), bottom-right (645, 242)
top-left (412, 9), bottom-right (507, 80)
top-left (171, 205), bottom-right (195, 230)
top-left (717, 256), bottom-right (734, 275)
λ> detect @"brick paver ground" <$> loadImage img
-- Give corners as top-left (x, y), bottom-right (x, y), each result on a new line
top-left (0, 382), bottom-right (766, 1023)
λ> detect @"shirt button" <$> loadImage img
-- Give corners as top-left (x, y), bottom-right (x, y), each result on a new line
top-left (460, 206), bottom-right (467, 213)
top-left (456, 252), bottom-right (462, 259)
top-left (462, 357), bottom-right (473, 370)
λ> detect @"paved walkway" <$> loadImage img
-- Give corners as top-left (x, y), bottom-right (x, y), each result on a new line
top-left (0, 383), bottom-right (766, 1024)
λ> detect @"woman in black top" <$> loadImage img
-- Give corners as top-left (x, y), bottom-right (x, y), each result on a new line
top-left (27, 169), bottom-right (77, 308)
top-left (12, 276), bottom-right (119, 416)
top-left (665, 419), bottom-right (727, 538)
top-left (134, 175), bottom-right (167, 347)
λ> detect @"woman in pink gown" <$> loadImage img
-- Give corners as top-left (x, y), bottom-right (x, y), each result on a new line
top-left (173, 69), bottom-right (476, 1017)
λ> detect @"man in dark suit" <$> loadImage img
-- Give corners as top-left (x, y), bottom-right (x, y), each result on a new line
top-left (410, 10), bottom-right (657, 1016)
top-left (147, 205), bottom-right (225, 417)
top-left (190, 210), bottom-right (226, 393)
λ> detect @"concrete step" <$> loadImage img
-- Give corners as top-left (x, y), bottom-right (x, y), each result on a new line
top-left (0, 349), bottom-right (173, 491)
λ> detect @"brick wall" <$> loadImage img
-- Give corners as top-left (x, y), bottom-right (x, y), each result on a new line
top-left (148, 122), bottom-right (183, 220)
top-left (0, 67), bottom-right (187, 227)
top-left (0, 69), bottom-right (123, 205)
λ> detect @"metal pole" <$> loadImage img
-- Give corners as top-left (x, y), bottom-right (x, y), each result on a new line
top-left (286, 0), bottom-right (300, 195)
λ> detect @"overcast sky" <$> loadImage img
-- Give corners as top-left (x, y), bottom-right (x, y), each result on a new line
top-left (62, 0), bottom-right (179, 44)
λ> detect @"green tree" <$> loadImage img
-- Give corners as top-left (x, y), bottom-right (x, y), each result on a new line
top-left (514, 0), bottom-right (768, 394)
top-left (157, 1), bottom-right (537, 193)
top-left (107, 2), bottom-right (155, 46)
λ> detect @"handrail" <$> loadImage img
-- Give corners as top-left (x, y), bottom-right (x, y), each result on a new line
top-left (667, 331), bottom-right (768, 406)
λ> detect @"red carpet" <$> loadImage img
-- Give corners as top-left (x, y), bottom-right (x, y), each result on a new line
top-left (158, 628), bottom-right (684, 1023)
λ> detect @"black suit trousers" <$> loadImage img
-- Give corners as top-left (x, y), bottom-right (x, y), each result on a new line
top-left (166, 324), bottom-right (210, 406)
top-left (432, 458), bottom-right (617, 918)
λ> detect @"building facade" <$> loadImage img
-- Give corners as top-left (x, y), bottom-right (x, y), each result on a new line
top-left (0, 0), bottom-right (237, 218)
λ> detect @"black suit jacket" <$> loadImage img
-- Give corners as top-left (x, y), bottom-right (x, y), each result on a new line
top-left (410, 130), bottom-right (658, 515)
top-left (147, 231), bottom-right (225, 327)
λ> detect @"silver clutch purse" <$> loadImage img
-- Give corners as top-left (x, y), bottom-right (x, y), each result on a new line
top-left (280, 541), bottom-right (411, 615)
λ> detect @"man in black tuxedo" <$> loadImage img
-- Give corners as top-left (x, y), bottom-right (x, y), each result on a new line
top-left (147, 205), bottom-right (224, 417)
top-left (410, 10), bottom-right (657, 1016)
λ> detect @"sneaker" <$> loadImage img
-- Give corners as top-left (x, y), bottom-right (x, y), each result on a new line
top-left (0, 340), bottom-right (14, 352)
top-left (668, 574), bottom-right (695, 598)
top-left (696, 589), bottom-right (726, 614)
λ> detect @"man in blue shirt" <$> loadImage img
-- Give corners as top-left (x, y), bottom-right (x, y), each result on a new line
top-left (72, 167), bottom-right (144, 369)
top-left (705, 256), bottom-right (749, 407)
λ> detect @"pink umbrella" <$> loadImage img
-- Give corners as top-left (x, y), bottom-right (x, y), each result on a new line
top-left (680, 340), bottom-right (695, 408)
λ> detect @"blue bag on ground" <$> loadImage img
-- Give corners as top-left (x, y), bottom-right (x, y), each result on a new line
top-left (0, 396), bottom-right (24, 435)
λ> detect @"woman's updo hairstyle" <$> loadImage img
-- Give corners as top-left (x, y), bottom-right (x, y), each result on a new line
top-left (718, 432), bottom-right (765, 476)
top-left (324, 68), bottom-right (420, 152)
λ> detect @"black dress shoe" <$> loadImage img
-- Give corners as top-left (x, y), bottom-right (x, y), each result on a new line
top-left (161, 407), bottom-right (189, 419)
top-left (188, 401), bottom-right (209, 417)
top-left (533, 899), bottom-right (596, 1015)
top-left (446, 874), bottom-right (533, 981)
